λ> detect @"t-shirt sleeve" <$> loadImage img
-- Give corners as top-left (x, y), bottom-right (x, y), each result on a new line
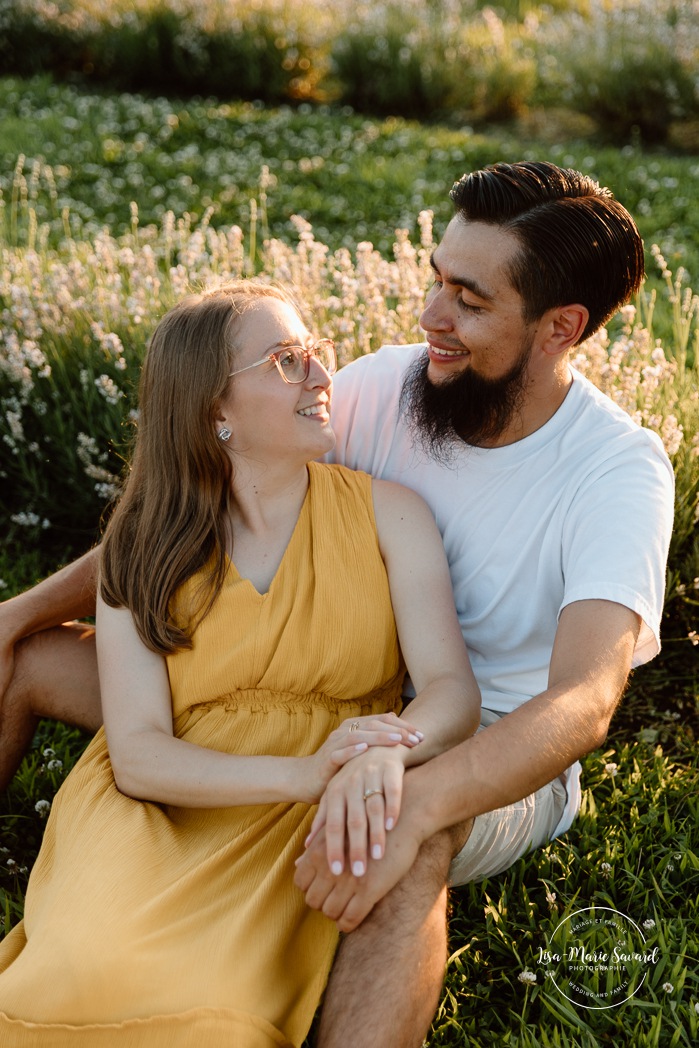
top-left (559, 431), bottom-right (674, 666)
top-left (325, 354), bottom-right (374, 470)
top-left (326, 346), bottom-right (416, 474)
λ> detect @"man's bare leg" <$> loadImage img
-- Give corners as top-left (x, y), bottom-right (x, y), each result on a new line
top-left (317, 823), bottom-right (472, 1048)
top-left (0, 623), bottom-right (102, 790)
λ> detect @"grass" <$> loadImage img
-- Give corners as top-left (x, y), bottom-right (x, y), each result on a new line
top-left (0, 74), bottom-right (698, 1045)
top-left (1, 677), bottom-right (697, 1047)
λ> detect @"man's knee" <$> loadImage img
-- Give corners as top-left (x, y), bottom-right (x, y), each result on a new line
top-left (445, 817), bottom-right (474, 858)
top-left (13, 623), bottom-right (101, 728)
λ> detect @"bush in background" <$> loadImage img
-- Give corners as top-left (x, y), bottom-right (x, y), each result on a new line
top-left (534, 0), bottom-right (699, 144)
top-left (0, 0), bottom-right (697, 142)
top-left (0, 0), bottom-right (325, 103)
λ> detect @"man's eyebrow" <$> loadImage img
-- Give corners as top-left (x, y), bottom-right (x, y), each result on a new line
top-left (429, 252), bottom-right (495, 302)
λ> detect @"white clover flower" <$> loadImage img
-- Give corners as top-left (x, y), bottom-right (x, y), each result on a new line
top-left (545, 889), bottom-right (557, 906)
top-left (94, 374), bottom-right (123, 404)
top-left (518, 970), bottom-right (537, 985)
top-left (694, 1002), bottom-right (699, 1015)
top-left (688, 632), bottom-right (699, 647)
top-left (5, 409), bottom-right (24, 442)
top-left (43, 747), bottom-right (55, 757)
top-left (600, 862), bottom-right (612, 876)
top-left (643, 919), bottom-right (656, 930)
top-left (94, 481), bottom-right (120, 500)
top-left (35, 799), bottom-right (51, 816)
top-left (667, 863), bottom-right (675, 872)
top-left (11, 511), bottom-right (40, 527)
top-left (604, 762), bottom-right (618, 776)
top-left (662, 982), bottom-right (674, 993)
top-left (47, 759), bottom-right (63, 772)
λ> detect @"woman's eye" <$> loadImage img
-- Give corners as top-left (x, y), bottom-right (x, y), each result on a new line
top-left (278, 350), bottom-right (298, 369)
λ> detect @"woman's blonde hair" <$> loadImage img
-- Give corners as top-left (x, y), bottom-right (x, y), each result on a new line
top-left (100, 279), bottom-right (306, 654)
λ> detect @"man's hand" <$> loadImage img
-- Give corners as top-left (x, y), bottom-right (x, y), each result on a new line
top-left (0, 593), bottom-right (26, 718)
top-left (0, 635), bottom-right (16, 711)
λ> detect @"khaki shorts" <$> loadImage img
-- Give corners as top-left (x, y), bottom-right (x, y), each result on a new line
top-left (447, 708), bottom-right (568, 887)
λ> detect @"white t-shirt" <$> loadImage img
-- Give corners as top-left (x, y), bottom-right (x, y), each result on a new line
top-left (328, 344), bottom-right (675, 837)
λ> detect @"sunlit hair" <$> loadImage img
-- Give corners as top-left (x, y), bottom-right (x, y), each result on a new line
top-left (100, 279), bottom-right (307, 655)
top-left (449, 161), bottom-right (645, 343)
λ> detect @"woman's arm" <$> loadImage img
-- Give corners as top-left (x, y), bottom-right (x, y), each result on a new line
top-left (373, 478), bottom-right (480, 752)
top-left (310, 479), bottom-right (480, 875)
top-left (96, 594), bottom-right (422, 808)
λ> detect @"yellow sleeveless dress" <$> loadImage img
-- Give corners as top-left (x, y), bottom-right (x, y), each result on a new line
top-left (0, 464), bottom-right (405, 1047)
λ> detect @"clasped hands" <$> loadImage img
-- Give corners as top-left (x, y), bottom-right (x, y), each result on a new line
top-left (295, 712), bottom-right (425, 931)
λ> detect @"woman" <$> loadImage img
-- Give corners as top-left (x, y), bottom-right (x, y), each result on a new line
top-left (0, 281), bottom-right (479, 1046)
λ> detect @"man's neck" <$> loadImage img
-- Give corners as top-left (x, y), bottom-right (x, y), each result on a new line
top-left (478, 363), bottom-right (573, 448)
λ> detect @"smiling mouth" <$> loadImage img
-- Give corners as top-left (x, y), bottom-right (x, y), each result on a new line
top-left (297, 404), bottom-right (329, 417)
top-left (427, 341), bottom-right (470, 359)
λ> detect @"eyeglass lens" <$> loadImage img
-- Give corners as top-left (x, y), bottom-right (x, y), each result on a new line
top-left (278, 341), bottom-right (335, 382)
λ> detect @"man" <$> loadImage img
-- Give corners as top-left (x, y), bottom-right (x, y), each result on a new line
top-left (0, 162), bottom-right (674, 1046)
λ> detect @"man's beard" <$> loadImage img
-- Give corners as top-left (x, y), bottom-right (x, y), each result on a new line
top-left (399, 344), bottom-right (532, 460)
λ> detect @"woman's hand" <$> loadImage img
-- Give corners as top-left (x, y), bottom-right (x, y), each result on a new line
top-left (301, 714), bottom-right (421, 806)
top-left (305, 744), bottom-right (409, 878)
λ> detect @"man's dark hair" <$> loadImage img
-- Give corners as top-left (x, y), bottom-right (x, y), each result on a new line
top-left (449, 161), bottom-right (645, 343)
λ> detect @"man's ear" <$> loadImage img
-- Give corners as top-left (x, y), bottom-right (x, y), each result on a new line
top-left (541, 304), bottom-right (589, 357)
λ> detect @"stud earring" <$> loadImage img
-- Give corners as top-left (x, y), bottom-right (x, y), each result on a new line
top-left (217, 427), bottom-right (232, 442)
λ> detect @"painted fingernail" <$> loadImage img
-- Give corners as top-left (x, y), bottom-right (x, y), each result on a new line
top-left (389, 733), bottom-right (402, 741)
top-left (408, 733), bottom-right (420, 744)
top-left (372, 844), bottom-right (382, 860)
top-left (331, 861), bottom-right (343, 876)
top-left (355, 743), bottom-right (368, 751)
top-left (352, 861), bottom-right (365, 877)
top-left (304, 834), bottom-right (312, 847)
top-left (385, 817), bottom-right (394, 831)
top-left (415, 731), bottom-right (425, 740)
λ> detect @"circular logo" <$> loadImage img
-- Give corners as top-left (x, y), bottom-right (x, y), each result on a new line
top-left (538, 905), bottom-right (658, 1009)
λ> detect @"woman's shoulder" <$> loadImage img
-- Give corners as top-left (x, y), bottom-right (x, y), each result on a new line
top-left (308, 460), bottom-right (372, 493)
top-left (371, 476), bottom-right (431, 516)
top-left (309, 462), bottom-right (432, 517)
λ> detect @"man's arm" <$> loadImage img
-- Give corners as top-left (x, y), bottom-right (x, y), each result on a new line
top-left (414, 597), bottom-right (641, 829)
top-left (0, 548), bottom-right (99, 695)
top-left (295, 598), bottom-right (641, 930)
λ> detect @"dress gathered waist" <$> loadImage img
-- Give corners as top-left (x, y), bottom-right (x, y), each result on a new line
top-left (179, 675), bottom-right (406, 717)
